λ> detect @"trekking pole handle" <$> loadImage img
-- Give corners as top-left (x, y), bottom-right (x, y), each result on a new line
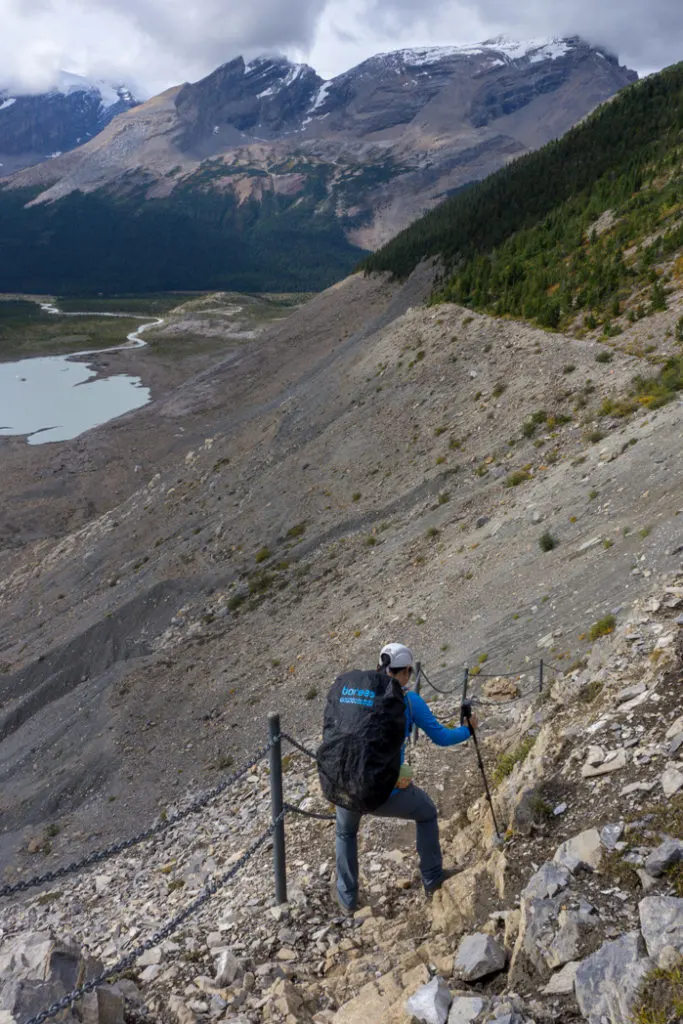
top-left (460, 699), bottom-right (475, 735)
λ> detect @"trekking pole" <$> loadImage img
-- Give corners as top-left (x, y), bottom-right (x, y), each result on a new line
top-left (460, 698), bottom-right (501, 842)
top-left (412, 662), bottom-right (422, 746)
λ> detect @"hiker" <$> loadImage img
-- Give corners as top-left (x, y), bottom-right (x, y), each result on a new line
top-left (317, 642), bottom-right (478, 916)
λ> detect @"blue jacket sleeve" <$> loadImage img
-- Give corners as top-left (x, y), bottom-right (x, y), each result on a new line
top-left (406, 691), bottom-right (470, 746)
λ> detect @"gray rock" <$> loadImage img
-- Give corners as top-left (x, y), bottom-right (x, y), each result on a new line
top-left (137, 947), bottom-right (162, 967)
top-left (542, 960), bottom-right (580, 995)
top-left (581, 749), bottom-right (627, 778)
top-left (666, 715), bottom-right (683, 740)
top-left (574, 933), bottom-right (652, 1024)
top-left (553, 829), bottom-right (602, 873)
top-left (669, 732), bottom-right (683, 757)
top-left (616, 683), bottom-right (646, 705)
top-left (601, 822), bottom-right (625, 850)
top-left (80, 987), bottom-right (125, 1024)
top-left (454, 933), bottom-right (506, 981)
top-left (645, 839), bottom-right (683, 878)
top-left (662, 767), bottom-right (683, 798)
top-left (522, 862), bottom-right (571, 900)
top-left (519, 895), bottom-right (597, 972)
top-left (639, 896), bottom-right (683, 959)
top-left (475, 516), bottom-right (490, 529)
top-left (620, 781), bottom-right (657, 797)
top-left (546, 907), bottom-right (594, 969)
top-left (0, 933), bottom-right (117, 1024)
top-left (406, 976), bottom-right (452, 1024)
top-left (447, 995), bottom-right (485, 1024)
top-left (215, 949), bottom-right (241, 986)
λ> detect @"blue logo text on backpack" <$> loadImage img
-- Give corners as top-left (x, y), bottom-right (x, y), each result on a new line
top-left (317, 669), bottom-right (406, 813)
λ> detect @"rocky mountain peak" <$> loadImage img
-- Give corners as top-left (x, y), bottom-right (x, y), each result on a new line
top-left (0, 74), bottom-right (138, 174)
top-left (174, 54), bottom-right (322, 151)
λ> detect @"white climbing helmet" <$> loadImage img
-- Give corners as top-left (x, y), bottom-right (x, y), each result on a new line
top-left (379, 642), bottom-right (414, 669)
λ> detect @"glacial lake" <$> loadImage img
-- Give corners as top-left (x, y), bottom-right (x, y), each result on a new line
top-left (0, 306), bottom-right (158, 445)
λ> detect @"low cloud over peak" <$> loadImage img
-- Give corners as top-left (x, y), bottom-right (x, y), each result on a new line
top-left (0, 0), bottom-right (679, 98)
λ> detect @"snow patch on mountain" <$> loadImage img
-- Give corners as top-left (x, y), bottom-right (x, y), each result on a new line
top-left (370, 38), bottom-right (575, 69)
top-left (0, 98), bottom-right (17, 111)
top-left (309, 81), bottom-right (331, 112)
top-left (55, 71), bottom-right (134, 107)
top-left (484, 37), bottom-right (572, 62)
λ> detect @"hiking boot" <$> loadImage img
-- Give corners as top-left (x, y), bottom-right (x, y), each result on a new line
top-left (330, 879), bottom-right (357, 918)
top-left (424, 867), bottom-right (459, 898)
top-left (335, 890), bottom-right (357, 918)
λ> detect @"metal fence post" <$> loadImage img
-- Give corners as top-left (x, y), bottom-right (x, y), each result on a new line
top-left (268, 713), bottom-right (287, 905)
top-left (538, 659), bottom-right (544, 693)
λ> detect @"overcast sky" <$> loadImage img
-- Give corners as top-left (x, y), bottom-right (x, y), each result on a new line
top-left (0, 0), bottom-right (680, 97)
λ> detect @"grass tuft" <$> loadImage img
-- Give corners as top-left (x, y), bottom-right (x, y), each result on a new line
top-left (539, 530), bottom-right (557, 552)
top-left (588, 614), bottom-right (616, 640)
top-left (493, 736), bottom-right (536, 784)
top-left (634, 965), bottom-right (683, 1024)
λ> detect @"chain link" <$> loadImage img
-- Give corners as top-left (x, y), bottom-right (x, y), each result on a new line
top-left (283, 801), bottom-right (335, 821)
top-left (281, 732), bottom-right (319, 761)
top-left (22, 813), bottom-right (284, 1024)
top-left (1, 741), bottom-right (273, 900)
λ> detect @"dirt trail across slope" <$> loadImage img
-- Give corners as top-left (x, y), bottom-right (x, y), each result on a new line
top-left (0, 266), bottom-right (681, 875)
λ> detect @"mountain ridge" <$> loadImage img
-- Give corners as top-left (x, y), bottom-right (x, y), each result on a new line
top-left (0, 37), bottom-right (637, 293)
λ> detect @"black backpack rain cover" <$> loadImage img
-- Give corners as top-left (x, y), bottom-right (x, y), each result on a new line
top-left (317, 669), bottom-right (406, 813)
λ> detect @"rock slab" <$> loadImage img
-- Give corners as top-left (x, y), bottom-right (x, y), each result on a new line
top-left (639, 896), bottom-right (683, 959)
top-left (454, 934), bottom-right (506, 981)
top-left (644, 839), bottom-right (683, 878)
top-left (574, 932), bottom-right (652, 1024)
top-left (406, 976), bottom-right (452, 1024)
top-left (553, 829), bottom-right (602, 873)
top-left (447, 996), bottom-right (485, 1024)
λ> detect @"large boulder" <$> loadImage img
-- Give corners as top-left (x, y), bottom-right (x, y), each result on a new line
top-left (553, 829), bottom-right (602, 873)
top-left (512, 896), bottom-right (598, 975)
top-left (522, 862), bottom-right (570, 900)
top-left (405, 976), bottom-right (451, 1024)
top-left (639, 897), bottom-right (683, 959)
top-left (645, 840), bottom-right (683, 878)
top-left (0, 932), bottom-right (124, 1024)
top-left (453, 934), bottom-right (506, 981)
top-left (447, 996), bottom-right (485, 1024)
top-left (574, 933), bottom-right (652, 1024)
top-left (431, 863), bottom-right (488, 937)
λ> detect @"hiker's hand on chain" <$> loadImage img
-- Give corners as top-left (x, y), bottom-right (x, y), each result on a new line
top-left (466, 711), bottom-right (479, 730)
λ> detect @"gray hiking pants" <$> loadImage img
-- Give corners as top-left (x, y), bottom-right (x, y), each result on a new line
top-left (335, 784), bottom-right (442, 909)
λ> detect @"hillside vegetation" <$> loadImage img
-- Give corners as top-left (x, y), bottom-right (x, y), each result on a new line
top-left (362, 62), bottom-right (683, 337)
top-left (0, 176), bottom-right (365, 295)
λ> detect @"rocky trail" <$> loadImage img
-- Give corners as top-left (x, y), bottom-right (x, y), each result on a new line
top-left (0, 259), bottom-right (682, 1021)
top-left (1, 574), bottom-right (682, 1024)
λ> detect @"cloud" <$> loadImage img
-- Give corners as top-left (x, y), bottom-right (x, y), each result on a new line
top-left (358, 0), bottom-right (683, 71)
top-left (0, 0), bottom-right (679, 98)
top-left (0, 0), bottom-right (329, 96)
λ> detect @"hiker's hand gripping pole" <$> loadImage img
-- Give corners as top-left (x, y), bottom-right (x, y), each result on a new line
top-left (461, 700), bottom-right (501, 842)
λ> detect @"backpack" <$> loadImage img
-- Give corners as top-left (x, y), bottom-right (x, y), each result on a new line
top-left (317, 669), bottom-right (406, 813)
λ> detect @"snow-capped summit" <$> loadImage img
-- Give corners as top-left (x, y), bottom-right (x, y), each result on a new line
top-left (54, 71), bottom-right (137, 108)
top-left (0, 76), bottom-right (139, 175)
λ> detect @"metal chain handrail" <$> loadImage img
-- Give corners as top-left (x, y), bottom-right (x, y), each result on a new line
top-left (22, 812), bottom-right (284, 1024)
top-left (1, 740), bottom-right (273, 900)
top-left (281, 732), bottom-right (319, 761)
top-left (283, 801), bottom-right (335, 821)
